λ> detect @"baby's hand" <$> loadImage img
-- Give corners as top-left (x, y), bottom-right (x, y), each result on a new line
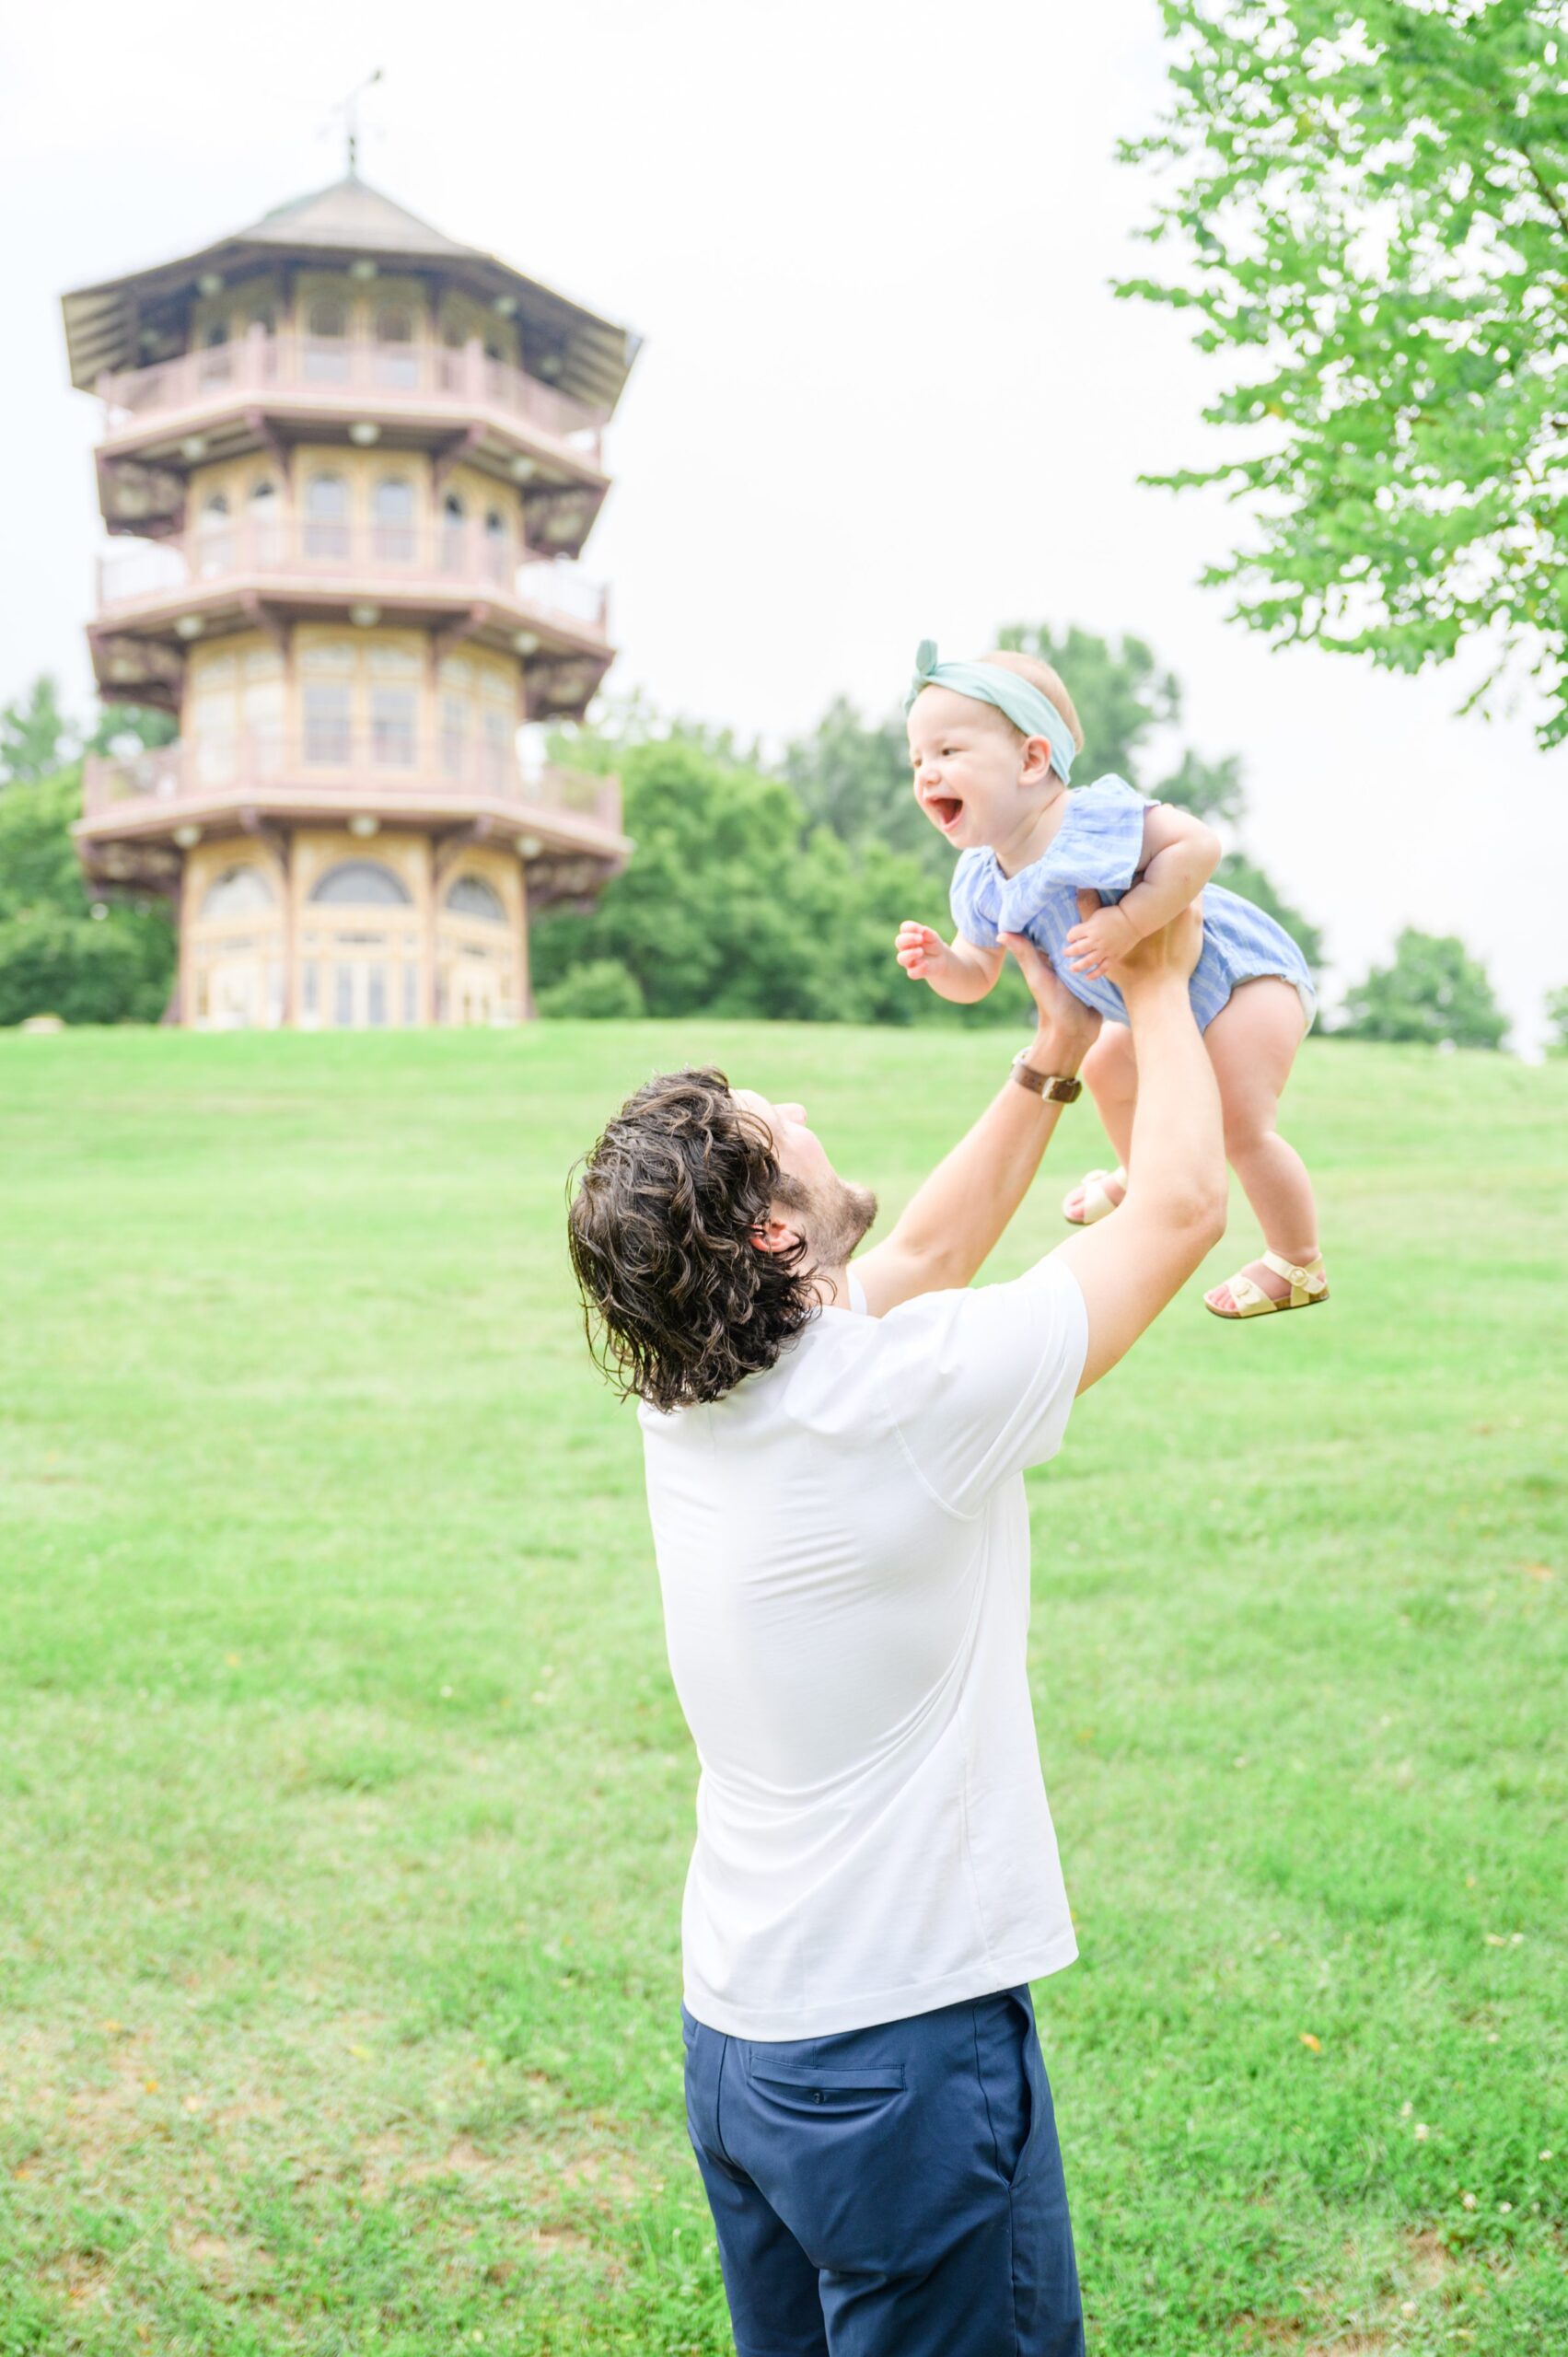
top-left (895, 921), bottom-right (953, 983)
top-left (1063, 900), bottom-right (1141, 983)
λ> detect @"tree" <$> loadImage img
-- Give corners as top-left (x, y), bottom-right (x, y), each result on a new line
top-left (0, 765), bottom-right (174, 1027)
top-left (1544, 984), bottom-right (1568, 1055)
top-left (87, 702), bottom-right (178, 761)
top-left (0, 678), bottom-right (74, 785)
top-left (0, 676), bottom-right (174, 786)
top-left (782, 697), bottom-right (942, 877)
top-left (535, 958), bottom-right (647, 1019)
top-left (1336, 927), bottom-right (1508, 1047)
top-left (529, 731), bottom-right (1036, 1028)
top-left (539, 629), bottom-right (1325, 1019)
top-left (0, 907), bottom-right (172, 1028)
top-left (1119, 0), bottom-right (1568, 745)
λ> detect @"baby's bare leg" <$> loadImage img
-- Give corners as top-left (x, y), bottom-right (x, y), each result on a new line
top-left (1063, 1022), bottom-right (1137, 1218)
top-left (1202, 978), bottom-right (1318, 1305)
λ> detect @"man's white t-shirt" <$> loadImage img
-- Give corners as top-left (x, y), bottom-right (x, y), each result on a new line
top-left (638, 1254), bottom-right (1089, 2041)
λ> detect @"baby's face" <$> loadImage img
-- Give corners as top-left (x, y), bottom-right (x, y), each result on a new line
top-left (907, 686), bottom-right (1034, 851)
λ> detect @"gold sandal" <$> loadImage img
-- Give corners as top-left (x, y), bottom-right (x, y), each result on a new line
top-left (1063, 1167), bottom-right (1127, 1227)
top-left (1205, 1250), bottom-right (1329, 1319)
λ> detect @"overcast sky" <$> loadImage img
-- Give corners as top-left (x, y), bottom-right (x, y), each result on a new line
top-left (4, 0), bottom-right (1563, 1045)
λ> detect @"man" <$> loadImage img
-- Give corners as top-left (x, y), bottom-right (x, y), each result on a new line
top-left (568, 900), bottom-right (1226, 2356)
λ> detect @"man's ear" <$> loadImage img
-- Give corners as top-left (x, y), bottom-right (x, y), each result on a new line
top-left (749, 1216), bottom-right (802, 1258)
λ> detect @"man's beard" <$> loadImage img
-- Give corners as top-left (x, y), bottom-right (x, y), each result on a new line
top-left (779, 1172), bottom-right (878, 1273)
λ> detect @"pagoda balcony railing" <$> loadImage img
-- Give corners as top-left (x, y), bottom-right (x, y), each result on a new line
top-left (98, 331), bottom-right (607, 461)
top-left (96, 520), bottom-right (610, 635)
top-left (81, 734), bottom-right (623, 835)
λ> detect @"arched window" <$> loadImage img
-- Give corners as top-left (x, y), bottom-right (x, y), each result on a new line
top-left (482, 506), bottom-right (508, 585)
top-left (374, 306), bottom-right (417, 389)
top-left (308, 860), bottom-right (412, 908)
top-left (201, 865), bottom-right (276, 918)
top-left (304, 299), bottom-right (349, 383)
top-left (372, 476), bottom-right (415, 563)
top-left (304, 472), bottom-right (349, 562)
top-left (445, 875), bottom-right (506, 923)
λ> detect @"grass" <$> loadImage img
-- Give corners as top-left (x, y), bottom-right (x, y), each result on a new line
top-left (0, 1021), bottom-right (1563, 2356)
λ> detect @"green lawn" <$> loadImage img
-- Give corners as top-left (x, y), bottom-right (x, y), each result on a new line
top-left (0, 1024), bottom-right (1563, 2356)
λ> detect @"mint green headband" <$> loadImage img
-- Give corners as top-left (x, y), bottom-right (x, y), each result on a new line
top-left (903, 639), bottom-right (1076, 784)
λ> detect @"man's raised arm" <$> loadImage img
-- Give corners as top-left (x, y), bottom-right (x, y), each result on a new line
top-left (854, 935), bottom-right (1100, 1318)
top-left (1053, 907), bottom-right (1227, 1391)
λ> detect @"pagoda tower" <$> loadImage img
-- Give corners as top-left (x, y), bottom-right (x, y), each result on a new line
top-left (62, 174), bottom-right (639, 1028)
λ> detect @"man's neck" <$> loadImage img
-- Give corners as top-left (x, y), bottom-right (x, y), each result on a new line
top-left (808, 1263), bottom-right (853, 1311)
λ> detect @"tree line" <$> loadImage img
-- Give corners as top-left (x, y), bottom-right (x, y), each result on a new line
top-left (533, 621), bottom-right (1520, 1050)
top-left (0, 636), bottom-right (1542, 1049)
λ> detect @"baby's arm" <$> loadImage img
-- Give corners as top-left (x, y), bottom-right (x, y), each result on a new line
top-left (1063, 805), bottom-right (1223, 983)
top-left (896, 922), bottom-right (1006, 1004)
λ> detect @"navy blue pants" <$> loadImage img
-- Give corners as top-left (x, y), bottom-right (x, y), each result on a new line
top-left (682, 1984), bottom-right (1084, 2356)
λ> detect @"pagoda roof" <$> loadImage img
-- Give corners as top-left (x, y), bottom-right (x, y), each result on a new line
top-left (62, 173), bottom-right (641, 415)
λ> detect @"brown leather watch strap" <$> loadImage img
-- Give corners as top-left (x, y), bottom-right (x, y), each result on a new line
top-left (1011, 1052), bottom-right (1082, 1102)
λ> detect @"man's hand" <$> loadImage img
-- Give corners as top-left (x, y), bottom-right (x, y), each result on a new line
top-left (855, 925), bottom-right (1097, 1317)
top-left (1053, 893), bottom-right (1225, 1394)
top-left (1097, 892), bottom-right (1203, 997)
top-left (998, 930), bottom-right (1101, 1070)
top-left (1063, 899), bottom-right (1141, 983)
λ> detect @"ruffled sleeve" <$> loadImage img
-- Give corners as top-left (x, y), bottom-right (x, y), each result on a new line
top-left (949, 847), bottom-right (1003, 948)
top-left (995, 775), bottom-right (1151, 930)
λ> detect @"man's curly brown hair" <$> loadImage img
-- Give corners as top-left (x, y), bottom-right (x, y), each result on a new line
top-left (567, 1067), bottom-right (819, 1412)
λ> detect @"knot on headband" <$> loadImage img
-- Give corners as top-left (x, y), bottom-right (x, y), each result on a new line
top-left (903, 640), bottom-right (1076, 785)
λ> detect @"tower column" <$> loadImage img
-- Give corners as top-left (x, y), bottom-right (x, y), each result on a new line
top-left (516, 858), bottom-right (535, 1021)
top-left (423, 838), bottom-right (440, 1028)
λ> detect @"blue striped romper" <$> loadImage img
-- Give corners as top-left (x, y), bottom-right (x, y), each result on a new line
top-left (949, 774), bottom-right (1316, 1033)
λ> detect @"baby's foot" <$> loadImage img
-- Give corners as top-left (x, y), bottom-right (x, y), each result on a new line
top-left (1204, 1260), bottom-right (1288, 1315)
top-left (1063, 1167), bottom-right (1126, 1225)
top-left (1205, 1251), bottom-right (1328, 1318)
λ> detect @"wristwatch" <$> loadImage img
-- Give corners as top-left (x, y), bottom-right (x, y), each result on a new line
top-left (1011, 1050), bottom-right (1082, 1102)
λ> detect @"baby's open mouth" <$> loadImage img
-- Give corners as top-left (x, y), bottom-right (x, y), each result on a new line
top-left (927, 795), bottom-right (964, 830)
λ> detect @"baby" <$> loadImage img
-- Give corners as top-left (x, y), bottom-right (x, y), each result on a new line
top-left (896, 641), bottom-right (1327, 1319)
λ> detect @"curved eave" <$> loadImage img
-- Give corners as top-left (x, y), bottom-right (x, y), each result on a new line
top-left (74, 786), bottom-right (631, 867)
top-left (87, 580), bottom-right (612, 667)
top-left (64, 239), bottom-right (642, 417)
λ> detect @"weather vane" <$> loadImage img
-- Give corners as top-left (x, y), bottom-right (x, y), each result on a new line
top-left (328, 67), bottom-right (383, 176)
